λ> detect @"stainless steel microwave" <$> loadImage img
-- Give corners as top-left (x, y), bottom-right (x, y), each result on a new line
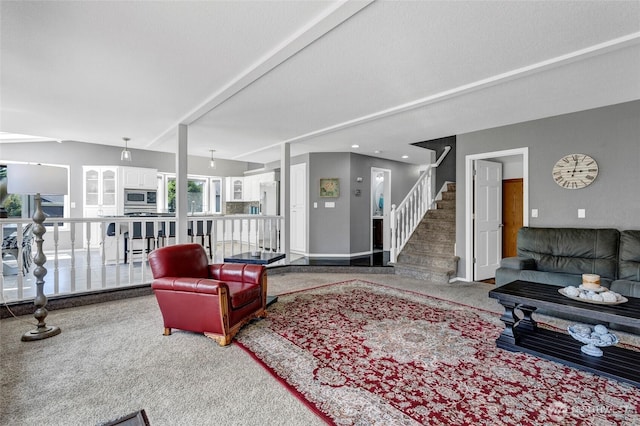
top-left (124, 189), bottom-right (157, 206)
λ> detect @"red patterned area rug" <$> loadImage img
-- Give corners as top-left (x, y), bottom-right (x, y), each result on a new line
top-left (235, 280), bottom-right (640, 425)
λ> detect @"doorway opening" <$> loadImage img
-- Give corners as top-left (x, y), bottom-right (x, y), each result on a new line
top-left (464, 147), bottom-right (529, 282)
top-left (371, 167), bottom-right (391, 253)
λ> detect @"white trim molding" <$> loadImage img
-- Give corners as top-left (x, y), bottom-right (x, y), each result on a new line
top-left (464, 147), bottom-right (529, 282)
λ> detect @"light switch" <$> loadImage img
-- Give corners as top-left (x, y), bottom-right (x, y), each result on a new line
top-left (578, 209), bottom-right (586, 218)
top-left (71, 201), bottom-right (76, 209)
top-left (313, 202), bottom-right (318, 209)
top-left (531, 209), bottom-right (538, 218)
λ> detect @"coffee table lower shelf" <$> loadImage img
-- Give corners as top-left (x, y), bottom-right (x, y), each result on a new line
top-left (497, 327), bottom-right (640, 387)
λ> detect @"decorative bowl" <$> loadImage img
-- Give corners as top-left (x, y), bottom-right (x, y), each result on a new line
top-left (567, 324), bottom-right (619, 357)
top-left (558, 287), bottom-right (628, 305)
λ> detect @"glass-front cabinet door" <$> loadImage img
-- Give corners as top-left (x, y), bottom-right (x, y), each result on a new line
top-left (233, 179), bottom-right (243, 200)
top-left (85, 168), bottom-right (100, 206)
top-left (84, 167), bottom-right (117, 207)
top-left (102, 169), bottom-right (116, 206)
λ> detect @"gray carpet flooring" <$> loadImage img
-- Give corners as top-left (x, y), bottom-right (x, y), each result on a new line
top-left (1, 273), bottom-right (638, 426)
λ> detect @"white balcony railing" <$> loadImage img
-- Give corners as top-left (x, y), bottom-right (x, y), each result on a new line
top-left (1, 215), bottom-right (283, 303)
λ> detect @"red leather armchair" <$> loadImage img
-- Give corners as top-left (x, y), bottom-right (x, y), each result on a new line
top-left (148, 243), bottom-right (267, 346)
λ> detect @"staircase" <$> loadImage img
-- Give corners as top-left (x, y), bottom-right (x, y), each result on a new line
top-left (393, 183), bottom-right (458, 283)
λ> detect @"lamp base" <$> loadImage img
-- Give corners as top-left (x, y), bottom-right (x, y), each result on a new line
top-left (21, 325), bottom-right (61, 342)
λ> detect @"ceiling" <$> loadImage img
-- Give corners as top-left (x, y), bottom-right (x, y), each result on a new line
top-left (1, 1), bottom-right (639, 166)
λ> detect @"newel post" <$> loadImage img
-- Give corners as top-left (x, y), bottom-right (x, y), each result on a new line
top-left (390, 204), bottom-right (397, 263)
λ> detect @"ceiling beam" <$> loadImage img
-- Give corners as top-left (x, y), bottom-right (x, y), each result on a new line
top-left (145, 0), bottom-right (374, 150)
top-left (231, 31), bottom-right (640, 161)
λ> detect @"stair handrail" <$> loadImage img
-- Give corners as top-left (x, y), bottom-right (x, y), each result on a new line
top-left (390, 146), bottom-right (451, 263)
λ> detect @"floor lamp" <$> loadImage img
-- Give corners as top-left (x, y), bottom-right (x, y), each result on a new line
top-left (8, 163), bottom-right (68, 341)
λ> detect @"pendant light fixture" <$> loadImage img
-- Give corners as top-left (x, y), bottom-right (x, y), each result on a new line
top-left (121, 137), bottom-right (132, 161)
top-left (209, 149), bottom-right (216, 169)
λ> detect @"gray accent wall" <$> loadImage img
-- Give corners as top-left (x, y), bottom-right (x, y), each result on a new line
top-left (412, 135), bottom-right (456, 192)
top-left (308, 153), bottom-right (351, 255)
top-left (307, 152), bottom-right (421, 256)
top-left (456, 100), bottom-right (640, 279)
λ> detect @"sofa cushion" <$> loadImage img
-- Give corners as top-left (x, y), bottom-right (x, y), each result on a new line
top-left (227, 281), bottom-right (262, 309)
top-left (516, 227), bottom-right (619, 280)
top-left (618, 230), bottom-right (640, 281)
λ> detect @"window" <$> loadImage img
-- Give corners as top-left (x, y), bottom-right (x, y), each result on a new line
top-left (166, 176), bottom-right (209, 214)
top-left (210, 178), bottom-right (222, 214)
top-left (159, 174), bottom-right (222, 214)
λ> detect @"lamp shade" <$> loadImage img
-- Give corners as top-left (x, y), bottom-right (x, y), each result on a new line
top-left (7, 164), bottom-right (68, 195)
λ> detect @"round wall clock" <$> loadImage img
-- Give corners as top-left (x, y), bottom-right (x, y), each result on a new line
top-left (552, 153), bottom-right (599, 189)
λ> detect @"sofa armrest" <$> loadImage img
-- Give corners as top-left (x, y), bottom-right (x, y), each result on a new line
top-left (152, 277), bottom-right (225, 295)
top-left (500, 256), bottom-right (536, 270)
top-left (610, 280), bottom-right (640, 298)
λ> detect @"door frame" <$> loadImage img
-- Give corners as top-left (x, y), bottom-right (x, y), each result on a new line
top-left (370, 167), bottom-right (391, 252)
top-left (464, 147), bottom-right (529, 282)
top-left (290, 162), bottom-right (307, 254)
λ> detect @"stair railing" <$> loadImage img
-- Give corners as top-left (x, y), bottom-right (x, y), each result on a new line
top-left (390, 146), bottom-right (451, 263)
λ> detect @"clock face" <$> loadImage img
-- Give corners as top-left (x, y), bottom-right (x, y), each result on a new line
top-left (552, 154), bottom-right (598, 189)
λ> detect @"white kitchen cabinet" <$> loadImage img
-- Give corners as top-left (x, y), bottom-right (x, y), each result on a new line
top-left (120, 166), bottom-right (158, 189)
top-left (243, 175), bottom-right (259, 201)
top-left (225, 172), bottom-right (277, 202)
top-left (226, 177), bottom-right (244, 201)
top-left (82, 166), bottom-right (156, 249)
top-left (83, 166), bottom-right (118, 211)
top-left (83, 166), bottom-right (119, 248)
top-left (242, 171), bottom-right (277, 202)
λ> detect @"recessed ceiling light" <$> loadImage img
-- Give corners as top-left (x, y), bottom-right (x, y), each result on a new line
top-left (374, 150), bottom-right (381, 154)
top-left (351, 144), bottom-right (359, 149)
top-left (401, 155), bottom-right (409, 159)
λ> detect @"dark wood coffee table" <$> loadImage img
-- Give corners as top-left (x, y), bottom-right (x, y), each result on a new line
top-left (224, 251), bottom-right (285, 265)
top-left (489, 280), bottom-right (640, 387)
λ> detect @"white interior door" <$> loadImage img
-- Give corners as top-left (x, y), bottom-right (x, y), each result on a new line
top-left (474, 160), bottom-right (502, 280)
top-left (290, 163), bottom-right (306, 253)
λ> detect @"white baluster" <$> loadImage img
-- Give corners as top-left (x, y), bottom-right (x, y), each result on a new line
top-left (390, 204), bottom-right (397, 262)
top-left (70, 222), bottom-right (76, 292)
top-left (53, 223), bottom-right (60, 295)
top-left (85, 222), bottom-right (92, 290)
top-left (100, 221), bottom-right (107, 288)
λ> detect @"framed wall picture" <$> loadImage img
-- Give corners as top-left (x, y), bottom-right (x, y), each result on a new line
top-left (319, 178), bottom-right (340, 197)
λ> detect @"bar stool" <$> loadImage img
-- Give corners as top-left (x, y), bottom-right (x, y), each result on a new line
top-left (188, 220), bottom-right (213, 259)
top-left (124, 221), bottom-right (156, 263)
top-left (157, 221), bottom-right (176, 247)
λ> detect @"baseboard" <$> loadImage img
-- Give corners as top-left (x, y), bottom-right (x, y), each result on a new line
top-left (1, 284), bottom-right (153, 319)
top-left (1, 264), bottom-right (396, 319)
